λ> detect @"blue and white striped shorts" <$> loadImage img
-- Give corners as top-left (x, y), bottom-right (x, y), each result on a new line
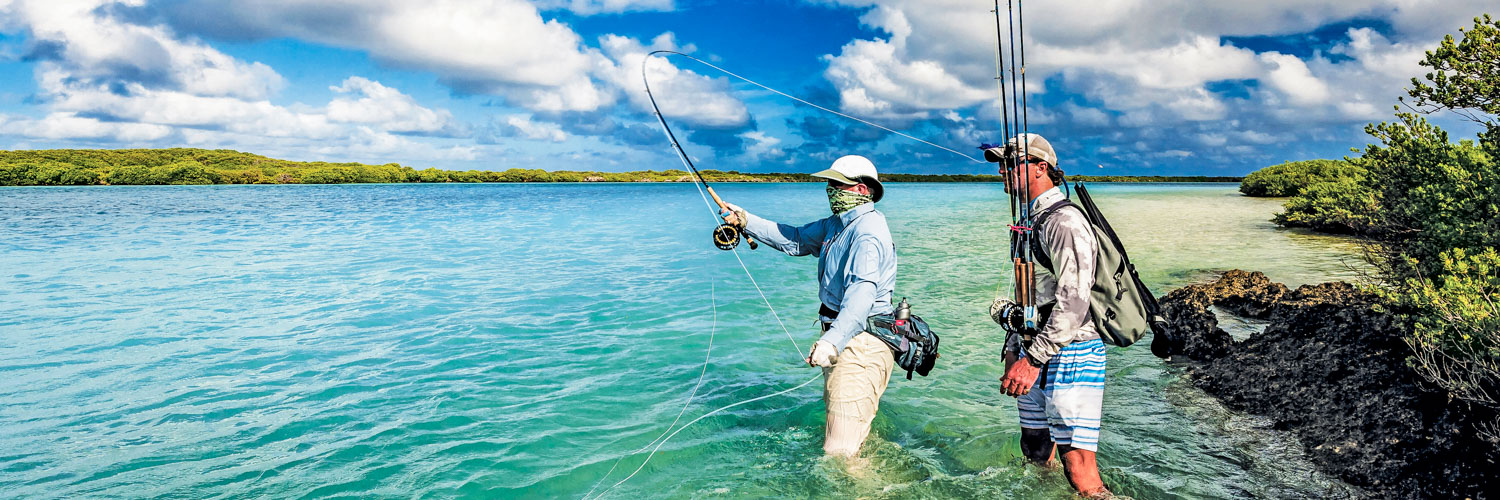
top-left (1017, 338), bottom-right (1106, 452)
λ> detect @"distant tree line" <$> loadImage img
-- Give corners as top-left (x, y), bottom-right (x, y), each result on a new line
top-left (1067, 175), bottom-right (1242, 183)
top-left (0, 148), bottom-right (1242, 186)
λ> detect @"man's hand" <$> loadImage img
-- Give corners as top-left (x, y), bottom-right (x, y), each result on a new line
top-left (718, 202), bottom-right (748, 228)
top-left (807, 340), bottom-right (838, 368)
top-left (1001, 353), bottom-right (1041, 397)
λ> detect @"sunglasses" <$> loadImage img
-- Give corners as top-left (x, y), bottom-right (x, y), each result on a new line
top-left (999, 158), bottom-right (1045, 171)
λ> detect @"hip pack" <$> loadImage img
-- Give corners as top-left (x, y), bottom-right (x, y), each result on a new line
top-left (822, 300), bottom-right (942, 380)
top-left (865, 310), bottom-right (940, 380)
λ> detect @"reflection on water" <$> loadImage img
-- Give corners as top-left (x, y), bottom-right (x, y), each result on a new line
top-left (0, 183), bottom-right (1366, 498)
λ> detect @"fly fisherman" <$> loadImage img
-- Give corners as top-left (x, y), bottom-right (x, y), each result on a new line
top-left (988, 134), bottom-right (1112, 497)
top-left (718, 155), bottom-right (898, 457)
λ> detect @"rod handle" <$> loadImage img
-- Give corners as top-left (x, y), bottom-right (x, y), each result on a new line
top-left (1013, 257), bottom-right (1026, 302)
top-left (706, 186), bottom-right (728, 211)
top-left (707, 186), bottom-right (756, 249)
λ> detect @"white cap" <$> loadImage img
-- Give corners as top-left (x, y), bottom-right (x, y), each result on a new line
top-left (811, 155), bottom-right (884, 202)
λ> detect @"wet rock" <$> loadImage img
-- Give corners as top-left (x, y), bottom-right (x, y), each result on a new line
top-left (1157, 270), bottom-right (1498, 499)
top-left (1158, 286), bottom-right (1232, 361)
top-left (1203, 269), bottom-right (1289, 318)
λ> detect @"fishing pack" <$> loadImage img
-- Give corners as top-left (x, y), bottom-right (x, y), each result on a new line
top-left (1032, 183), bottom-right (1179, 357)
top-left (863, 297), bottom-right (941, 380)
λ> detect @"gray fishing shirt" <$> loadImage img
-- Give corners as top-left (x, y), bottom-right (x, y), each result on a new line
top-left (1005, 186), bottom-right (1100, 365)
top-left (740, 203), bottom-right (898, 353)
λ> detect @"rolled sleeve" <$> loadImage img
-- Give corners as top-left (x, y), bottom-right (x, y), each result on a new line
top-left (820, 239), bottom-right (883, 352)
top-left (1027, 213), bottom-right (1098, 366)
top-left (742, 212), bottom-right (828, 257)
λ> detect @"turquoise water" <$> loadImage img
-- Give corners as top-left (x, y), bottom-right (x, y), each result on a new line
top-left (0, 183), bottom-right (1366, 498)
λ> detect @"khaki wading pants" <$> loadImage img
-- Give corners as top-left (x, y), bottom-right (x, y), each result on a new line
top-left (821, 331), bottom-right (895, 456)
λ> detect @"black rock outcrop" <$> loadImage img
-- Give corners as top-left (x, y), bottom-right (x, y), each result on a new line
top-left (1159, 270), bottom-right (1497, 498)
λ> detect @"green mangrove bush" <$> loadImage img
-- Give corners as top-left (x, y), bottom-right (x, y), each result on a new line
top-left (1240, 159), bottom-right (1366, 197)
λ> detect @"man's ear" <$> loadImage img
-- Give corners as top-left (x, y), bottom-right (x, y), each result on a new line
top-left (856, 183), bottom-right (872, 195)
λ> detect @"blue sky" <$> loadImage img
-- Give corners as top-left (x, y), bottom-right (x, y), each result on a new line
top-left (0, 0), bottom-right (1491, 176)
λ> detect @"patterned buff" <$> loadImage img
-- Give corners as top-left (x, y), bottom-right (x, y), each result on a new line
top-left (827, 185), bottom-right (873, 215)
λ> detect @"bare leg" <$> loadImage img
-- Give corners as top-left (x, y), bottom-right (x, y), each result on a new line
top-left (1019, 428), bottom-right (1056, 466)
top-left (1058, 444), bottom-right (1108, 497)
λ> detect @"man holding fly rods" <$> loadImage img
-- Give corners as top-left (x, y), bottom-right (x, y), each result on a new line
top-left (988, 133), bottom-right (1112, 498)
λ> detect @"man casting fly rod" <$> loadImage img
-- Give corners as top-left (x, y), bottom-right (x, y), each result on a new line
top-left (717, 155), bottom-right (900, 457)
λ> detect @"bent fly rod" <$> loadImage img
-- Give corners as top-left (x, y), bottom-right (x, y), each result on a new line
top-left (640, 51), bottom-right (757, 252)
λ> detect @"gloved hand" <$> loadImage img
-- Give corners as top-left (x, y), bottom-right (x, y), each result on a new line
top-left (806, 340), bottom-right (838, 368)
top-left (719, 202), bottom-right (748, 228)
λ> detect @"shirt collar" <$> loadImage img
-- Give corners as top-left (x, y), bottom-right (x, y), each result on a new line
top-left (1029, 186), bottom-right (1064, 211)
top-left (838, 202), bottom-right (875, 225)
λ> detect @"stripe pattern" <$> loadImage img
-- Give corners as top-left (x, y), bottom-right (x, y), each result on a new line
top-left (1017, 338), bottom-right (1106, 451)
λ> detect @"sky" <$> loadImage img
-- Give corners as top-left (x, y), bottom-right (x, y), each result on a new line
top-left (0, 0), bottom-right (1492, 176)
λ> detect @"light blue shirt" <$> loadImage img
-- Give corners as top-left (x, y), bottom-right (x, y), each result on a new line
top-left (741, 203), bottom-right (898, 353)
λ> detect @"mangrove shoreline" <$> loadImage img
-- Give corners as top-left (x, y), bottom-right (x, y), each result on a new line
top-left (0, 148), bottom-right (1240, 186)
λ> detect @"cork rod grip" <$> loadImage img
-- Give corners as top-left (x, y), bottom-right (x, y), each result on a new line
top-left (706, 187), bottom-right (728, 211)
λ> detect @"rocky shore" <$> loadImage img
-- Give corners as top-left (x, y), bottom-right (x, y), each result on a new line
top-left (1159, 270), bottom-right (1497, 498)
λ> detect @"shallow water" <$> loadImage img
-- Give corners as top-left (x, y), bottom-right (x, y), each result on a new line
top-left (0, 183), bottom-right (1366, 498)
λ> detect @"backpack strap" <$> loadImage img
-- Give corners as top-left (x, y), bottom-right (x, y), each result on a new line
top-left (1029, 199), bottom-right (1080, 273)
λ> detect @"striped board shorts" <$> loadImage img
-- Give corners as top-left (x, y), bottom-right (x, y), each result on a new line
top-left (1017, 338), bottom-right (1106, 452)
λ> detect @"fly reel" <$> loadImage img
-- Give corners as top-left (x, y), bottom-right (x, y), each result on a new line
top-left (712, 224), bottom-right (758, 251)
top-left (993, 298), bottom-right (1026, 334)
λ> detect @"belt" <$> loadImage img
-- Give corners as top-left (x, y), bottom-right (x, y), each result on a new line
top-left (819, 303), bottom-right (839, 333)
top-left (819, 303), bottom-right (839, 320)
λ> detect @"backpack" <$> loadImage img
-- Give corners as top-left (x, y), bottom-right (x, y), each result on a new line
top-left (1031, 183), bottom-right (1177, 356)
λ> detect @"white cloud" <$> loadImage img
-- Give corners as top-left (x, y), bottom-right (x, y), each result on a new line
top-left (156, 0), bottom-right (752, 123)
top-left (739, 131), bottom-right (784, 160)
top-left (534, 0), bottom-right (674, 15)
top-left (504, 115), bottom-right (569, 142)
top-left (1197, 133), bottom-right (1228, 147)
top-left (0, 1), bottom-right (475, 158)
top-left (1061, 103), bottom-right (1110, 127)
top-left (596, 33), bottom-right (749, 128)
top-left (10, 0), bottom-right (283, 99)
top-left (327, 77), bottom-right (458, 135)
top-left (33, 65), bottom-right (464, 142)
top-left (821, 6), bottom-right (991, 119)
top-left (0, 112), bottom-right (173, 141)
top-left (160, 0), bottom-right (615, 112)
top-left (813, 0), bottom-right (1485, 168)
top-left (1236, 130), bottom-right (1281, 144)
top-left (1045, 36), bottom-right (1262, 91)
top-left (1261, 52), bottom-right (1331, 106)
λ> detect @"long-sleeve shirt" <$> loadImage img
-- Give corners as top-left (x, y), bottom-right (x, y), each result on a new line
top-left (740, 202), bottom-right (898, 353)
top-left (1005, 186), bottom-right (1100, 366)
